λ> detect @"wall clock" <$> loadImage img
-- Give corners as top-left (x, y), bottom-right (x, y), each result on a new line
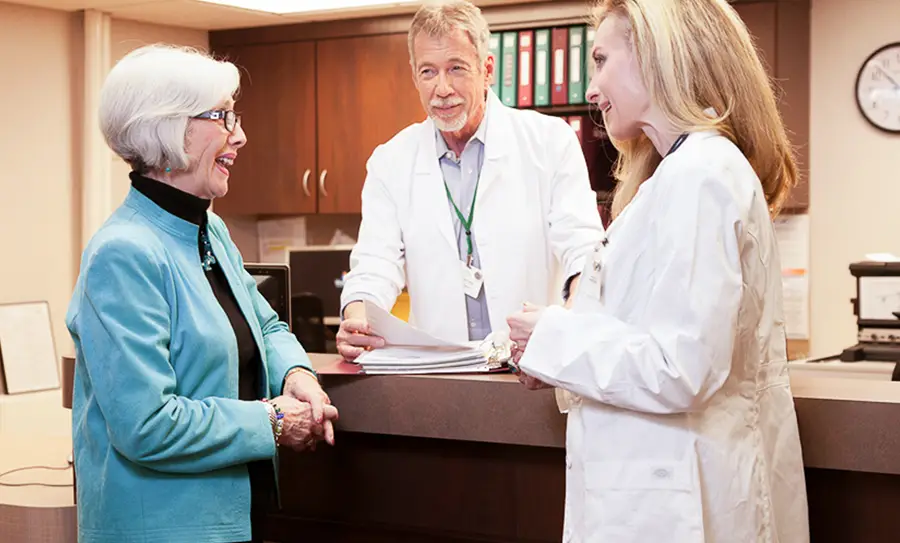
top-left (855, 41), bottom-right (900, 133)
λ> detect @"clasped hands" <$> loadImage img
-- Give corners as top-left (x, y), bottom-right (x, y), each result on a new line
top-left (269, 369), bottom-right (339, 452)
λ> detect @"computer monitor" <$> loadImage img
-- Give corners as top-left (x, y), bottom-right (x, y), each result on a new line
top-left (244, 263), bottom-right (291, 330)
top-left (288, 245), bottom-right (354, 319)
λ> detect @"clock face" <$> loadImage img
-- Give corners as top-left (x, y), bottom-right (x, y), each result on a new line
top-left (856, 42), bottom-right (900, 133)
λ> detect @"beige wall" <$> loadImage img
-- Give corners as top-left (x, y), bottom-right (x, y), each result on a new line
top-left (0, 3), bottom-right (79, 355)
top-left (0, 1), bottom-right (207, 360)
top-left (808, 0), bottom-right (900, 355)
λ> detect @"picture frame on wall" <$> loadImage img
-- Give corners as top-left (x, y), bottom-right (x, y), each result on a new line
top-left (0, 300), bottom-right (60, 395)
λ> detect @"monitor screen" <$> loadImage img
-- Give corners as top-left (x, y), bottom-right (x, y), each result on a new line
top-left (244, 263), bottom-right (291, 330)
top-left (288, 246), bottom-right (353, 319)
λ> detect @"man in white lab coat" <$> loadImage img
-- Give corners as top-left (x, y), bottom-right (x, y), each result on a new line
top-left (337, 0), bottom-right (605, 359)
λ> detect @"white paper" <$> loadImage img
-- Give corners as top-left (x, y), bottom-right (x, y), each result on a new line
top-left (257, 217), bottom-right (307, 264)
top-left (774, 214), bottom-right (810, 339)
top-left (364, 300), bottom-right (468, 349)
top-left (865, 253), bottom-right (900, 262)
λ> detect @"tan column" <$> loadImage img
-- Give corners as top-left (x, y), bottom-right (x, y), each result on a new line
top-left (80, 9), bottom-right (111, 248)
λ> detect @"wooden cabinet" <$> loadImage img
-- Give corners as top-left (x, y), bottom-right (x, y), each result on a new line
top-left (316, 34), bottom-right (423, 214)
top-left (210, 0), bottom-right (810, 215)
top-left (215, 41), bottom-right (318, 216)
top-left (734, 1), bottom-right (811, 210)
top-left (213, 34), bottom-right (423, 216)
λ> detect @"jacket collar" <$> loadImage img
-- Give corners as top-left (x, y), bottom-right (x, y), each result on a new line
top-left (123, 185), bottom-right (203, 243)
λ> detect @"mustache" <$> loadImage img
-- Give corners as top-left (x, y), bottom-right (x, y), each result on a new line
top-left (430, 98), bottom-right (465, 108)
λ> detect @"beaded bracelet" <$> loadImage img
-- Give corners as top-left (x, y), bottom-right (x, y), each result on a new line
top-left (262, 399), bottom-right (285, 446)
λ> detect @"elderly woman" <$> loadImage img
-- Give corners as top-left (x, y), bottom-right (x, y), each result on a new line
top-left (507, 0), bottom-right (809, 541)
top-left (65, 44), bottom-right (338, 543)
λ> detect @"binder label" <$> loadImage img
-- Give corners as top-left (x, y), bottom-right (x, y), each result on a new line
top-left (519, 51), bottom-right (531, 86)
top-left (536, 50), bottom-right (548, 86)
top-left (536, 32), bottom-right (548, 46)
top-left (520, 33), bottom-right (531, 48)
top-left (570, 46), bottom-right (582, 83)
top-left (554, 49), bottom-right (565, 85)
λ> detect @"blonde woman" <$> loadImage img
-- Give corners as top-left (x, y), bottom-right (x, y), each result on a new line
top-left (506, 0), bottom-right (809, 541)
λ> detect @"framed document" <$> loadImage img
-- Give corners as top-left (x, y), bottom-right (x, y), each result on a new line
top-left (0, 300), bottom-right (60, 395)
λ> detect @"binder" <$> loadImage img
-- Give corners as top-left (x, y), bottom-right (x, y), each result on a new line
top-left (551, 27), bottom-right (568, 106)
top-left (568, 115), bottom-right (584, 144)
top-left (585, 26), bottom-right (596, 86)
top-left (489, 32), bottom-right (502, 97)
top-left (568, 25), bottom-right (586, 105)
top-left (534, 29), bottom-right (551, 107)
top-left (500, 31), bottom-right (518, 107)
top-left (517, 30), bottom-right (534, 108)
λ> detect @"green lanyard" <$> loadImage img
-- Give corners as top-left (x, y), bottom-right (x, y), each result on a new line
top-left (443, 180), bottom-right (480, 266)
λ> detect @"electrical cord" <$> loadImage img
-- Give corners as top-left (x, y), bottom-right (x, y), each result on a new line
top-left (0, 464), bottom-right (73, 488)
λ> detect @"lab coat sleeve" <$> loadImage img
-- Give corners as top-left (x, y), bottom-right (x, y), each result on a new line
top-left (339, 162), bottom-right (406, 314)
top-left (518, 171), bottom-right (746, 414)
top-left (73, 238), bottom-right (276, 473)
top-left (546, 121), bottom-right (606, 281)
top-left (209, 215), bottom-right (314, 397)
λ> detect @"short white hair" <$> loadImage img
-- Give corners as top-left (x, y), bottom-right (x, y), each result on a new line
top-left (408, 0), bottom-right (491, 67)
top-left (99, 44), bottom-right (240, 173)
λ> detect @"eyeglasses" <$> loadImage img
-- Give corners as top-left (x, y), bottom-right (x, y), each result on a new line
top-left (194, 109), bottom-right (241, 133)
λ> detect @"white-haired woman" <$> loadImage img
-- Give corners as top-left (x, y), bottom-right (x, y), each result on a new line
top-left (65, 44), bottom-right (338, 543)
top-left (506, 0), bottom-right (809, 541)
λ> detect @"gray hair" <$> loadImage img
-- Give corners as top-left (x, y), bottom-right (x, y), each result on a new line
top-left (98, 44), bottom-right (240, 173)
top-left (408, 0), bottom-right (491, 67)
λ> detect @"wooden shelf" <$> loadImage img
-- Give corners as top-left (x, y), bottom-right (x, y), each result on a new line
top-left (527, 104), bottom-right (595, 116)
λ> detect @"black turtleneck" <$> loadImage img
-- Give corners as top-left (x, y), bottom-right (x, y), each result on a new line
top-left (130, 172), bottom-right (261, 402)
top-left (130, 173), bottom-right (275, 535)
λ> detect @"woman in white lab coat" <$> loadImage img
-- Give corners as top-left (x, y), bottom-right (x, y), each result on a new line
top-left (507, 0), bottom-right (810, 541)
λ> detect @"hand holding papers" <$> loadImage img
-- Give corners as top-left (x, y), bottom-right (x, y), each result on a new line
top-left (355, 300), bottom-right (512, 374)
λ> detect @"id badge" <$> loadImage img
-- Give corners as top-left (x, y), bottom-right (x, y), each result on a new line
top-left (460, 261), bottom-right (484, 298)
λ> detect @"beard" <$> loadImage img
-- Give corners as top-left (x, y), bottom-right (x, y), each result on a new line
top-left (429, 98), bottom-right (468, 132)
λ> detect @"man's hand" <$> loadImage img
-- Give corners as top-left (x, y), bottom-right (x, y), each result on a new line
top-left (506, 302), bottom-right (552, 390)
top-left (283, 369), bottom-right (339, 446)
top-left (336, 301), bottom-right (385, 361)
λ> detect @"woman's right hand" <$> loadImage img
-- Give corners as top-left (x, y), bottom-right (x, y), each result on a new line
top-left (336, 301), bottom-right (385, 361)
top-left (270, 396), bottom-right (338, 452)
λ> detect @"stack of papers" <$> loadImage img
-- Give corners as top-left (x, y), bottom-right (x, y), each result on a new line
top-left (355, 301), bottom-right (511, 375)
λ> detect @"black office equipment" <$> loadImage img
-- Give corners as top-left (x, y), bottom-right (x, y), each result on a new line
top-left (288, 246), bottom-right (353, 320)
top-left (840, 261), bottom-right (900, 364)
top-left (244, 263), bottom-right (291, 330)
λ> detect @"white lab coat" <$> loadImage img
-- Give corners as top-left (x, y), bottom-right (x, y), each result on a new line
top-left (518, 131), bottom-right (809, 542)
top-left (340, 91), bottom-right (605, 342)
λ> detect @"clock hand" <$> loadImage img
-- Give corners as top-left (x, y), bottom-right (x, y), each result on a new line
top-left (873, 63), bottom-right (900, 89)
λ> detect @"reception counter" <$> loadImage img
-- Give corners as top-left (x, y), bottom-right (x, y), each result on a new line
top-left (260, 354), bottom-right (900, 542)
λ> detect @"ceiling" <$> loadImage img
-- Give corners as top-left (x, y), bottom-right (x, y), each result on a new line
top-left (4, 0), bottom-right (534, 30)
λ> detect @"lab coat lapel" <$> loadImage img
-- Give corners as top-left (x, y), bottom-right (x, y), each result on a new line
top-left (414, 117), bottom-right (458, 253)
top-left (473, 92), bottom-right (509, 214)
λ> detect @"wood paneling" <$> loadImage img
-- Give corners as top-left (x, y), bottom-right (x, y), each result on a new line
top-left (315, 34), bottom-right (424, 214)
top-left (215, 41), bottom-right (318, 215)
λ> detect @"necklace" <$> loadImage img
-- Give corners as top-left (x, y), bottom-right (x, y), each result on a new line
top-left (200, 226), bottom-right (217, 271)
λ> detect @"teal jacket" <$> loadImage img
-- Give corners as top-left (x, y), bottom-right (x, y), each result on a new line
top-left (66, 188), bottom-right (312, 543)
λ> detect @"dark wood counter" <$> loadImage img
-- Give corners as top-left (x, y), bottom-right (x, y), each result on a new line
top-left (261, 354), bottom-right (900, 543)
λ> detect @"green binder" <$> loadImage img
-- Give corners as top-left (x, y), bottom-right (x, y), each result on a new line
top-left (585, 26), bottom-right (596, 88)
top-left (568, 25), bottom-right (586, 105)
top-left (489, 32), bottom-right (502, 98)
top-left (534, 29), bottom-right (551, 107)
top-left (500, 31), bottom-right (518, 107)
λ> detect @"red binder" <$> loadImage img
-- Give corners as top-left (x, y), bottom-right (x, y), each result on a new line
top-left (568, 115), bottom-right (584, 143)
top-left (551, 27), bottom-right (568, 105)
top-left (518, 30), bottom-right (534, 107)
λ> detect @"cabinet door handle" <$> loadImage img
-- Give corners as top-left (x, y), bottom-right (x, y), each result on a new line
top-left (302, 169), bottom-right (311, 197)
top-left (319, 170), bottom-right (329, 197)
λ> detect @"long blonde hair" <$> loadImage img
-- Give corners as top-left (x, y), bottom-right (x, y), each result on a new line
top-left (592, 0), bottom-right (798, 218)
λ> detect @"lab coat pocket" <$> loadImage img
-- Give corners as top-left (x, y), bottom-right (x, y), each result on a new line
top-left (583, 456), bottom-right (705, 543)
